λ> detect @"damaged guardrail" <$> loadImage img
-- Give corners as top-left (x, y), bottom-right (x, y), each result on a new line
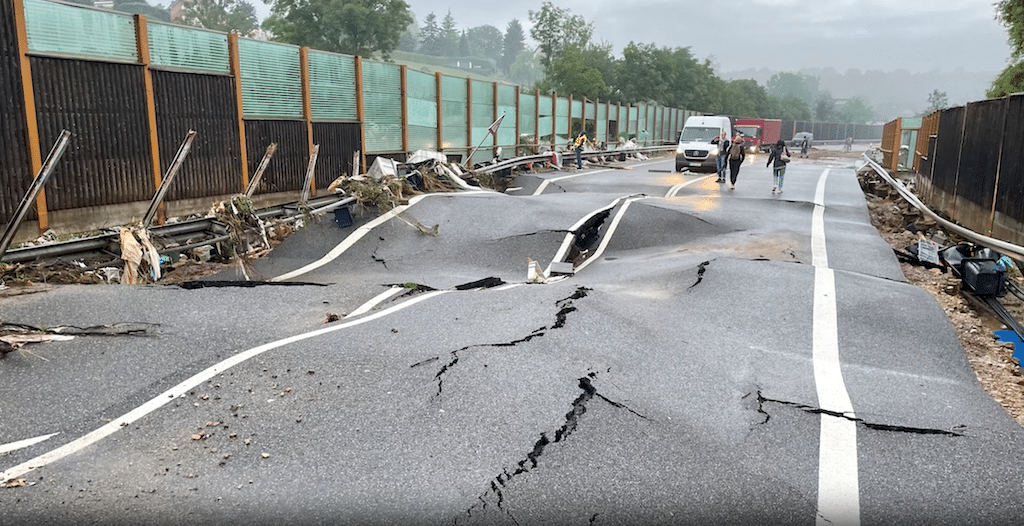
top-left (860, 154), bottom-right (1024, 262)
top-left (474, 145), bottom-right (676, 175)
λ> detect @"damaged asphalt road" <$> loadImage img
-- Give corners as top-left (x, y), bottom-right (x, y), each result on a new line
top-left (3, 156), bottom-right (1024, 525)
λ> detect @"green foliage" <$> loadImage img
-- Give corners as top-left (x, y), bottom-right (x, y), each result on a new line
top-left (768, 96), bottom-right (812, 121)
top-left (720, 78), bottom-right (771, 117)
top-left (180, 0), bottom-right (257, 34)
top-left (528, 1), bottom-right (593, 71)
top-left (500, 19), bottom-right (525, 76)
top-left (926, 89), bottom-right (948, 112)
top-left (838, 96), bottom-right (874, 124)
top-left (767, 72), bottom-right (818, 108)
top-left (263, 0), bottom-right (412, 59)
top-left (539, 44), bottom-right (611, 100)
top-left (990, 1), bottom-right (1024, 96)
top-left (419, 13), bottom-right (442, 55)
top-left (440, 11), bottom-right (458, 56)
top-left (509, 48), bottom-right (543, 87)
top-left (814, 90), bottom-right (837, 122)
top-left (112, 1), bottom-right (171, 22)
top-left (466, 25), bottom-right (503, 64)
top-left (987, 60), bottom-right (1024, 98)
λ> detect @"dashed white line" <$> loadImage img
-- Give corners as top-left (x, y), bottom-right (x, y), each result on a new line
top-left (532, 159), bottom-right (670, 196)
top-left (665, 174), bottom-right (714, 198)
top-left (811, 168), bottom-right (861, 526)
top-left (573, 196), bottom-right (648, 273)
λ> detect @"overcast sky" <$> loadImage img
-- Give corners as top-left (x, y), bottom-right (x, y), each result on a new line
top-left (254, 0), bottom-right (1012, 74)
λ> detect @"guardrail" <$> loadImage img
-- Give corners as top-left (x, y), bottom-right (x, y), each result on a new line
top-left (475, 145), bottom-right (677, 175)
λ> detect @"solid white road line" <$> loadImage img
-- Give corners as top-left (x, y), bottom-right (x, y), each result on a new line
top-left (811, 168), bottom-right (861, 526)
top-left (532, 159), bottom-right (670, 196)
top-left (345, 286), bottom-right (405, 318)
top-left (665, 174), bottom-right (714, 198)
top-left (0, 290), bottom-right (449, 485)
top-left (0, 433), bottom-right (60, 456)
top-left (543, 196), bottom-right (632, 277)
top-left (573, 196), bottom-right (648, 273)
top-left (270, 191), bottom-right (492, 282)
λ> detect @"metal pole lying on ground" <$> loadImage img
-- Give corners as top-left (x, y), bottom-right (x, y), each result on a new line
top-left (142, 129), bottom-right (197, 229)
top-left (299, 144), bottom-right (320, 205)
top-left (0, 129), bottom-right (72, 262)
top-left (245, 143), bottom-right (278, 198)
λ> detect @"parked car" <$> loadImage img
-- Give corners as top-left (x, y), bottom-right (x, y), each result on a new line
top-left (791, 132), bottom-right (813, 148)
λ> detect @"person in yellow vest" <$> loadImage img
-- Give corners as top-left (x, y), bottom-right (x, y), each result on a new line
top-left (573, 132), bottom-right (589, 169)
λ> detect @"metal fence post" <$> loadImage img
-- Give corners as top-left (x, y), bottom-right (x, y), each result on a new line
top-left (13, 0), bottom-right (47, 232)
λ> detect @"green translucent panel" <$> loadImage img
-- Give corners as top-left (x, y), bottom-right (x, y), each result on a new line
top-left (636, 104), bottom-right (648, 136)
top-left (237, 38), bottom-right (302, 119)
top-left (555, 98), bottom-right (569, 137)
top-left (470, 80), bottom-right (493, 146)
top-left (518, 93), bottom-right (536, 136)
top-left (596, 104), bottom-right (607, 142)
top-left (408, 126), bottom-right (436, 151)
top-left (495, 85), bottom-right (516, 148)
top-left (628, 107), bottom-right (639, 137)
top-left (440, 76), bottom-right (467, 152)
top-left (24, 0), bottom-right (138, 62)
top-left (406, 70), bottom-right (436, 129)
top-left (308, 50), bottom-right (357, 121)
top-left (440, 75), bottom-right (466, 102)
top-left (584, 101), bottom-right (594, 121)
top-left (362, 60), bottom-right (402, 153)
top-left (571, 99), bottom-right (582, 120)
top-left (538, 116), bottom-right (553, 139)
top-left (148, 22), bottom-right (229, 73)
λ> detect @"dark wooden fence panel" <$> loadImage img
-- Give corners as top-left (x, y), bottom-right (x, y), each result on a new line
top-left (311, 121), bottom-right (360, 190)
top-left (31, 56), bottom-right (154, 212)
top-left (931, 106), bottom-right (964, 196)
top-left (996, 94), bottom-right (1024, 224)
top-left (244, 120), bottom-right (307, 196)
top-left (152, 70), bottom-right (242, 200)
top-left (955, 100), bottom-right (1004, 210)
top-left (0, 0), bottom-right (32, 225)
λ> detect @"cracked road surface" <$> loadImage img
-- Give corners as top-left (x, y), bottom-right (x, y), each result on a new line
top-left (3, 154), bottom-right (1024, 525)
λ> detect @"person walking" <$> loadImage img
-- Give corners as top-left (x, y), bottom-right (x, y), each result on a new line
top-left (572, 132), bottom-right (588, 169)
top-left (713, 130), bottom-right (731, 183)
top-left (799, 136), bottom-right (809, 158)
top-left (727, 134), bottom-right (746, 190)
top-left (766, 139), bottom-right (791, 194)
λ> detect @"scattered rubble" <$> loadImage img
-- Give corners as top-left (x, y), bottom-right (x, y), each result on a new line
top-left (859, 164), bottom-right (1024, 425)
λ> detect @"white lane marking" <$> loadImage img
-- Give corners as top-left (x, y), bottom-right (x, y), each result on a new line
top-left (346, 286), bottom-right (405, 318)
top-left (532, 159), bottom-right (669, 196)
top-left (543, 196), bottom-right (634, 277)
top-left (573, 196), bottom-right (648, 273)
top-left (271, 191), bottom-right (492, 282)
top-left (0, 433), bottom-right (59, 455)
top-left (0, 290), bottom-right (449, 484)
top-left (811, 168), bottom-right (860, 526)
top-left (665, 174), bottom-right (714, 198)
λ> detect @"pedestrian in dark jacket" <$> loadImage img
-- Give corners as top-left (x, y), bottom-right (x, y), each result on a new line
top-left (766, 139), bottom-right (791, 194)
top-left (712, 131), bottom-right (730, 183)
top-left (727, 134), bottom-right (746, 190)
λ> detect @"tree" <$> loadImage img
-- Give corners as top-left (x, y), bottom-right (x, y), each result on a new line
top-left (419, 13), bottom-right (443, 56)
top-left (458, 30), bottom-right (469, 56)
top-left (721, 78), bottom-right (770, 118)
top-left (466, 25), bottom-right (503, 63)
top-left (990, 0), bottom-right (1024, 97)
top-left (500, 19), bottom-right (525, 76)
top-left (396, 15), bottom-right (419, 52)
top-left (509, 48), bottom-right (543, 88)
top-left (539, 43), bottom-right (613, 100)
top-left (766, 72), bottom-right (818, 109)
top-left (180, 0), bottom-right (257, 34)
top-left (814, 90), bottom-right (837, 122)
top-left (838, 96), bottom-right (874, 124)
top-left (926, 89), bottom-right (948, 112)
top-left (528, 2), bottom-right (593, 71)
top-left (112, 0), bottom-right (171, 21)
top-left (440, 10), bottom-right (458, 56)
top-left (263, 0), bottom-right (412, 59)
top-left (768, 96), bottom-right (812, 121)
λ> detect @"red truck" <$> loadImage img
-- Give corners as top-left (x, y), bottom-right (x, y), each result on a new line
top-left (735, 118), bottom-right (782, 153)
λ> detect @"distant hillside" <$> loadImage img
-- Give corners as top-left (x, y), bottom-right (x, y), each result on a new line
top-left (723, 67), bottom-right (999, 119)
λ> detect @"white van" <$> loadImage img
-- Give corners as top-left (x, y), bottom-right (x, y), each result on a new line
top-left (675, 115), bottom-right (732, 172)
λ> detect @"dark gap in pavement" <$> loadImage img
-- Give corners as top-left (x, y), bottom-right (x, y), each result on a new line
top-left (756, 392), bottom-right (964, 437)
top-left (688, 260), bottom-right (710, 290)
top-left (175, 280), bottom-right (328, 289)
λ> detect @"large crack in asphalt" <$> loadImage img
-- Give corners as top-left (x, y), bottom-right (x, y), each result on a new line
top-left (413, 287), bottom-right (590, 399)
top-left (752, 390), bottom-right (964, 436)
top-left (688, 260), bottom-right (711, 290)
top-left (455, 372), bottom-right (648, 525)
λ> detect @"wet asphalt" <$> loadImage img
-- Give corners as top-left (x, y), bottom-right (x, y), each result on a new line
top-left (1, 152), bottom-right (1023, 525)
